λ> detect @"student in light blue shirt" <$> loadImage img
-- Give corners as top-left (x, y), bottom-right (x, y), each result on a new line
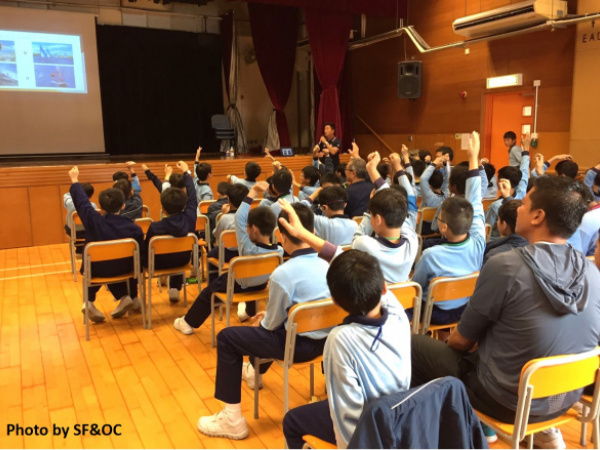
top-left (259, 168), bottom-right (299, 217)
top-left (420, 157), bottom-right (448, 208)
top-left (196, 202), bottom-right (331, 441)
top-left (583, 163), bottom-right (600, 202)
top-left (193, 146), bottom-right (214, 202)
top-left (295, 165), bottom-right (320, 201)
top-left (531, 153), bottom-right (576, 179)
top-left (228, 161), bottom-right (262, 190)
top-left (483, 162), bottom-right (498, 198)
top-left (503, 131), bottom-right (523, 167)
top-left (412, 132), bottom-right (486, 325)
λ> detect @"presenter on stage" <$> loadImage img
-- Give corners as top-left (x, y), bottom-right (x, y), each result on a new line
top-left (314, 122), bottom-right (341, 170)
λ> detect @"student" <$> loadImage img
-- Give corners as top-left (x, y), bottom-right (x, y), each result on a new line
top-left (344, 156), bottom-right (372, 218)
top-left (142, 163), bottom-right (184, 194)
top-left (419, 149), bottom-right (432, 163)
top-left (504, 131), bottom-right (522, 167)
top-left (420, 155), bottom-right (449, 208)
top-left (583, 162), bottom-right (600, 201)
top-left (409, 159), bottom-right (427, 197)
top-left (531, 153), bottom-right (577, 179)
top-left (228, 161), bottom-right (262, 190)
top-left (207, 182), bottom-right (230, 231)
top-left (314, 122), bottom-right (341, 170)
top-left (114, 178), bottom-right (143, 220)
top-left (113, 161), bottom-right (142, 195)
top-left (411, 131), bottom-right (485, 326)
top-left (144, 161), bottom-right (197, 303)
top-left (335, 163), bottom-right (347, 187)
top-left (295, 165), bottom-right (320, 201)
top-left (174, 181), bottom-right (283, 335)
top-left (483, 197), bottom-right (528, 265)
top-left (300, 186), bottom-right (358, 245)
top-left (482, 161), bottom-right (497, 198)
top-left (567, 193), bottom-right (599, 257)
top-left (63, 182), bottom-right (96, 245)
top-left (411, 175), bottom-right (600, 449)
top-left (68, 166), bottom-right (144, 322)
top-left (282, 250), bottom-right (411, 449)
top-left (377, 161), bottom-right (392, 186)
top-left (320, 172), bottom-right (341, 188)
top-left (193, 146), bottom-right (214, 202)
top-left (196, 203), bottom-right (331, 440)
top-left (259, 168), bottom-right (298, 218)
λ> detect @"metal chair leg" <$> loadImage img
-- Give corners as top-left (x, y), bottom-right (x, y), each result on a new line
top-left (147, 276), bottom-right (152, 329)
top-left (254, 357), bottom-right (260, 419)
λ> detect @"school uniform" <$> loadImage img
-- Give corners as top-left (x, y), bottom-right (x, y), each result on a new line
top-left (207, 211), bottom-right (239, 283)
top-left (584, 168), bottom-right (600, 202)
top-left (299, 185), bottom-right (319, 201)
top-left (207, 197), bottom-right (228, 231)
top-left (508, 144), bottom-right (523, 167)
top-left (299, 198), bottom-right (358, 246)
top-left (268, 193), bottom-right (299, 218)
top-left (213, 248), bottom-right (331, 405)
top-left (193, 162), bottom-right (213, 201)
top-left (120, 194), bottom-right (143, 220)
top-left (63, 192), bottom-right (98, 241)
top-left (485, 176), bottom-right (498, 199)
top-left (419, 165), bottom-right (448, 208)
top-left (230, 175), bottom-right (257, 191)
top-left (412, 169), bottom-right (486, 325)
top-left (70, 182), bottom-right (144, 302)
top-left (567, 205), bottom-right (600, 256)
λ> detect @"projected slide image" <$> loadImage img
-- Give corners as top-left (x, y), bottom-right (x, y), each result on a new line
top-left (34, 64), bottom-right (74, 88)
top-left (0, 40), bottom-right (16, 62)
top-left (32, 42), bottom-right (74, 65)
top-left (0, 63), bottom-right (18, 86)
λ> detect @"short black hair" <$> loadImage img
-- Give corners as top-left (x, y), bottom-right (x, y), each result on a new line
top-left (247, 206), bottom-right (276, 237)
top-left (271, 169), bottom-right (293, 196)
top-left (377, 162), bottom-right (390, 181)
top-left (504, 131), bottom-right (517, 141)
top-left (326, 250), bottom-right (384, 315)
top-left (81, 183), bottom-right (94, 198)
top-left (195, 162), bottom-right (212, 181)
top-left (440, 197), bottom-right (473, 235)
top-left (99, 188), bottom-right (124, 214)
top-left (320, 173), bottom-right (341, 186)
top-left (438, 146), bottom-right (454, 162)
top-left (412, 160), bottom-right (427, 178)
top-left (245, 161), bottom-right (262, 182)
top-left (498, 199), bottom-right (522, 234)
top-left (418, 150), bottom-right (431, 161)
top-left (429, 169), bottom-right (444, 190)
top-left (227, 184), bottom-right (249, 208)
top-left (114, 179), bottom-right (132, 199)
top-left (449, 164), bottom-right (469, 195)
top-left (483, 163), bottom-right (496, 187)
top-left (348, 159), bottom-right (368, 180)
top-left (161, 187), bottom-right (187, 215)
top-left (555, 160), bottom-right (579, 179)
top-left (169, 173), bottom-right (185, 189)
top-left (529, 176), bottom-right (592, 238)
top-left (369, 188), bottom-right (407, 228)
top-left (595, 172), bottom-right (600, 187)
top-left (336, 163), bottom-right (347, 178)
top-left (325, 122), bottom-right (336, 131)
top-left (318, 186), bottom-right (347, 211)
top-left (497, 166), bottom-right (523, 188)
top-left (278, 203), bottom-right (314, 245)
top-left (302, 166), bottom-right (321, 187)
top-left (112, 171), bottom-right (129, 182)
top-left (217, 181), bottom-right (230, 196)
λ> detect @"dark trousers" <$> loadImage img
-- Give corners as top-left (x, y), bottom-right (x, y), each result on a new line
top-left (283, 400), bottom-right (335, 449)
top-left (168, 275), bottom-right (184, 291)
top-left (88, 278), bottom-right (138, 303)
top-left (405, 303), bottom-right (468, 326)
top-left (214, 326), bottom-right (326, 404)
top-left (184, 272), bottom-right (263, 328)
top-left (82, 258), bottom-right (138, 303)
top-left (411, 335), bottom-right (570, 423)
top-left (207, 246), bottom-right (239, 283)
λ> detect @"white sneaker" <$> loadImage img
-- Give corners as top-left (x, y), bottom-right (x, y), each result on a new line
top-left (242, 361), bottom-right (263, 390)
top-left (237, 302), bottom-right (249, 322)
top-left (168, 288), bottom-right (181, 303)
top-left (197, 409), bottom-right (248, 440)
top-left (81, 301), bottom-right (106, 323)
top-left (111, 295), bottom-right (133, 318)
top-left (174, 316), bottom-right (194, 335)
top-left (533, 428), bottom-right (566, 449)
top-left (130, 297), bottom-right (142, 313)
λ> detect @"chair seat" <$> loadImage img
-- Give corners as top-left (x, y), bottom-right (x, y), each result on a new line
top-left (207, 258), bottom-right (229, 272)
top-left (213, 288), bottom-right (269, 304)
top-left (147, 264), bottom-right (193, 277)
top-left (428, 322), bottom-right (458, 332)
top-left (476, 408), bottom-right (579, 437)
top-left (302, 434), bottom-right (336, 449)
top-left (89, 272), bottom-right (135, 284)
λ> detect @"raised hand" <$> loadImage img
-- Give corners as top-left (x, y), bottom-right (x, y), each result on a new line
top-left (164, 164), bottom-right (173, 180)
top-left (221, 203), bottom-right (231, 214)
top-left (195, 146), bottom-right (202, 160)
top-left (367, 151), bottom-right (381, 167)
top-left (141, 163), bottom-right (149, 172)
top-left (468, 131), bottom-right (480, 159)
top-left (350, 142), bottom-right (361, 159)
top-left (176, 160), bottom-right (189, 173)
top-left (521, 133), bottom-right (531, 152)
top-left (69, 166), bottom-right (79, 183)
top-left (253, 181), bottom-right (270, 193)
top-left (499, 178), bottom-right (512, 198)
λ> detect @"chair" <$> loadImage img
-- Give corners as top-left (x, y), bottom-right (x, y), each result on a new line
top-left (387, 281), bottom-right (422, 334)
top-left (142, 205), bottom-right (150, 218)
top-left (145, 233), bottom-right (200, 329)
top-left (421, 272), bottom-right (479, 337)
top-left (68, 210), bottom-right (85, 282)
top-left (416, 196), bottom-right (423, 207)
top-left (198, 200), bottom-right (216, 215)
top-left (482, 198), bottom-right (496, 212)
top-left (485, 223), bottom-right (492, 242)
top-left (416, 206), bottom-right (438, 236)
top-left (251, 198), bottom-right (263, 209)
top-left (82, 238), bottom-right (145, 340)
top-left (135, 217), bottom-right (153, 237)
top-left (340, 244), bottom-right (352, 252)
top-left (476, 347), bottom-right (600, 449)
top-left (580, 394), bottom-right (598, 446)
top-left (211, 114), bottom-right (235, 149)
top-left (207, 229), bottom-right (238, 278)
top-left (352, 216), bottom-right (363, 226)
top-left (302, 435), bottom-right (335, 449)
top-left (252, 298), bottom-right (347, 419)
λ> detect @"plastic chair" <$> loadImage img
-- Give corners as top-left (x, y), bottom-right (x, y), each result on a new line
top-left (482, 198), bottom-right (496, 212)
top-left (210, 252), bottom-right (282, 347)
top-left (135, 217), bottom-right (153, 237)
top-left (416, 206), bottom-right (438, 236)
top-left (387, 281), bottom-right (422, 334)
top-left (68, 210), bottom-right (85, 282)
top-left (145, 233), bottom-right (200, 329)
top-left (142, 205), bottom-right (150, 218)
top-left (207, 229), bottom-right (238, 278)
top-left (302, 435), bottom-right (336, 449)
top-left (82, 238), bottom-right (145, 340)
top-left (352, 216), bottom-right (363, 226)
top-left (579, 393), bottom-right (599, 446)
top-left (421, 272), bottom-right (479, 337)
top-left (476, 347), bottom-right (600, 449)
top-left (198, 200), bottom-right (216, 215)
top-left (250, 198), bottom-right (263, 210)
top-left (252, 298), bottom-right (346, 419)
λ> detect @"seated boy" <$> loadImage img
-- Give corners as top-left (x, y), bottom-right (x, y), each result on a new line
top-left (64, 182), bottom-right (96, 252)
top-left (567, 191), bottom-right (599, 257)
top-left (531, 153), bottom-right (577, 179)
top-left (420, 155), bottom-right (449, 208)
top-left (483, 197), bottom-right (528, 265)
top-left (503, 131), bottom-right (522, 167)
top-left (144, 161), bottom-right (197, 303)
top-left (207, 181), bottom-right (230, 230)
top-left (113, 161), bottom-right (142, 195)
top-left (482, 161), bottom-right (497, 198)
top-left (411, 132), bottom-right (485, 326)
top-left (69, 166), bottom-right (144, 322)
top-left (196, 202), bottom-right (330, 439)
top-left (300, 186), bottom-right (358, 245)
top-left (175, 181), bottom-right (283, 335)
top-left (259, 168), bottom-right (298, 217)
top-left (142, 163), bottom-right (184, 194)
top-left (281, 250), bottom-right (411, 449)
top-left (114, 178), bottom-right (143, 220)
top-left (228, 161), bottom-right (262, 190)
top-left (295, 165), bottom-right (320, 201)
top-left (193, 146), bottom-right (214, 202)
top-left (583, 162), bottom-right (600, 202)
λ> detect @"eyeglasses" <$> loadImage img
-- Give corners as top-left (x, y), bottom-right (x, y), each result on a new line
top-left (345, 168), bottom-right (355, 173)
top-left (436, 216), bottom-right (446, 224)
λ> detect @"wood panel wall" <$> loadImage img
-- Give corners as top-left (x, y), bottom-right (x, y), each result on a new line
top-left (350, 0), bottom-right (577, 160)
top-left (0, 155), bottom-right (347, 250)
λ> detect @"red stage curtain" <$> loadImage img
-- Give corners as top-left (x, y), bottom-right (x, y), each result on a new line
top-left (248, 3), bottom-right (298, 147)
top-left (305, 8), bottom-right (352, 144)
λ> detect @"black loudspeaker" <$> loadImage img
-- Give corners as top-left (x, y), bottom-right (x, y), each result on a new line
top-left (398, 61), bottom-right (422, 99)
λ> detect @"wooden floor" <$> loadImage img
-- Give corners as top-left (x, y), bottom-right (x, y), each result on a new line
top-left (0, 243), bottom-right (595, 449)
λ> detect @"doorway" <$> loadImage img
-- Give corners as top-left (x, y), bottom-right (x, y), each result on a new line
top-left (483, 90), bottom-right (535, 169)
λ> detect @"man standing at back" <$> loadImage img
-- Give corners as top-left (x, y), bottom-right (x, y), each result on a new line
top-left (411, 175), bottom-right (600, 449)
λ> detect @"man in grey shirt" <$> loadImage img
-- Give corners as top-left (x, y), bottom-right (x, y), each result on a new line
top-left (411, 175), bottom-right (600, 448)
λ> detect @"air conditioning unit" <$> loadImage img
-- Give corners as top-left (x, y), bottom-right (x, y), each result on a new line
top-left (452, 0), bottom-right (568, 38)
